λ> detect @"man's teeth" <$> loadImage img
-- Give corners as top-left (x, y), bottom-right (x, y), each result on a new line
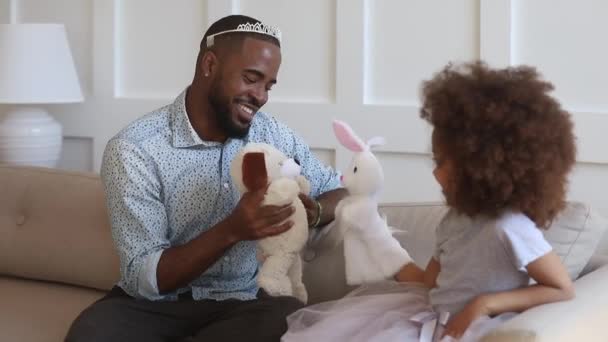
top-left (240, 105), bottom-right (253, 114)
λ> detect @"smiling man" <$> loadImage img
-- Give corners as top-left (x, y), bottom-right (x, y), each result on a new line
top-left (65, 15), bottom-right (346, 342)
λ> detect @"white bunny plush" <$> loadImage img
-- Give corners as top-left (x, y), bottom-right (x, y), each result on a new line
top-left (332, 120), bottom-right (413, 285)
top-left (230, 142), bottom-right (310, 303)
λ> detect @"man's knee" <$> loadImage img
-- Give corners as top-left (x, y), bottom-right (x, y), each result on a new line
top-left (189, 295), bottom-right (305, 342)
top-left (259, 295), bottom-right (305, 338)
top-left (65, 298), bottom-right (132, 342)
top-left (273, 295), bottom-right (306, 318)
top-left (65, 305), bottom-right (111, 342)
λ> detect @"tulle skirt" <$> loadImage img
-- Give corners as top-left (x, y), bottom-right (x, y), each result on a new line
top-left (282, 281), bottom-right (516, 342)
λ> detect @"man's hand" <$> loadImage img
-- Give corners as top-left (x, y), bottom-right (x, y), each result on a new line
top-left (442, 296), bottom-right (489, 339)
top-left (226, 185), bottom-right (295, 242)
top-left (298, 193), bottom-right (319, 228)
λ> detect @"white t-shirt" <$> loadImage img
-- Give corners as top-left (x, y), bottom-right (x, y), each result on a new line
top-left (429, 210), bottom-right (552, 314)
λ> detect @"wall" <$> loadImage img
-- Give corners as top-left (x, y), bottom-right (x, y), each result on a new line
top-left (1, 0), bottom-right (607, 216)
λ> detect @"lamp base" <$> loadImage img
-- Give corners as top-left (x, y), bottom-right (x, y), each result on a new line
top-left (0, 106), bottom-right (62, 168)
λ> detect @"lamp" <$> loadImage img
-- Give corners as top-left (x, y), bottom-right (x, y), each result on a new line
top-left (0, 1), bottom-right (83, 167)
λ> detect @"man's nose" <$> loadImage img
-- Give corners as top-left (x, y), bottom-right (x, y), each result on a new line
top-left (250, 86), bottom-right (267, 107)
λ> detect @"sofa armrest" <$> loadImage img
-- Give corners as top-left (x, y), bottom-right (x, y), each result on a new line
top-left (482, 265), bottom-right (608, 342)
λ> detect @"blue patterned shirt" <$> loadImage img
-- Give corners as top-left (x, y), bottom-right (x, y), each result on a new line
top-left (101, 89), bottom-right (340, 301)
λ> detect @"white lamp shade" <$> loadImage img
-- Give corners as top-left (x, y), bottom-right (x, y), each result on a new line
top-left (0, 24), bottom-right (83, 103)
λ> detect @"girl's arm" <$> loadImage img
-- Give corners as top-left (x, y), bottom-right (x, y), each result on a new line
top-left (477, 251), bottom-right (574, 314)
top-left (443, 251), bottom-right (574, 339)
top-left (394, 257), bottom-right (441, 288)
top-left (423, 257), bottom-right (440, 288)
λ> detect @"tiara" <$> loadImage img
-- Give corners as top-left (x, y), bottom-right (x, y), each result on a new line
top-left (206, 22), bottom-right (282, 47)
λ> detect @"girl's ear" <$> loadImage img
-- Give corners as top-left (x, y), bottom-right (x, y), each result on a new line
top-left (333, 120), bottom-right (366, 152)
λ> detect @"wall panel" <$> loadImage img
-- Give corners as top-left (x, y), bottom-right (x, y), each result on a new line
top-left (364, 0), bottom-right (480, 105)
top-left (236, 0), bottom-right (337, 103)
top-left (114, 0), bottom-right (206, 98)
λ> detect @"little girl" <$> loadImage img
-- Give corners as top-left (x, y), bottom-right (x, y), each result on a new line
top-left (282, 62), bottom-right (577, 341)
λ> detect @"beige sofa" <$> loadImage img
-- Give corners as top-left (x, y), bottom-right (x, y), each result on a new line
top-left (1, 165), bottom-right (608, 342)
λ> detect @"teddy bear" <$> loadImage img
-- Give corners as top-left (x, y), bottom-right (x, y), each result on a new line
top-left (230, 142), bottom-right (310, 303)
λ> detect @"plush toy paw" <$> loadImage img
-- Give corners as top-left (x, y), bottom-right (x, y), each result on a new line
top-left (292, 282), bottom-right (308, 304)
top-left (258, 275), bottom-right (293, 297)
top-left (295, 175), bottom-right (311, 195)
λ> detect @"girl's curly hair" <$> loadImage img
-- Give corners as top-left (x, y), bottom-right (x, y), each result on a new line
top-left (420, 61), bottom-right (576, 228)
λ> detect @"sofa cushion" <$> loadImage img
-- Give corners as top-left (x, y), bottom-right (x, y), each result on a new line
top-left (303, 201), bottom-right (607, 304)
top-left (0, 276), bottom-right (105, 342)
top-left (387, 201), bottom-right (608, 280)
top-left (380, 203), bottom-right (449, 268)
top-left (302, 203), bottom-right (448, 304)
top-left (390, 201), bottom-right (608, 280)
top-left (544, 202), bottom-right (608, 279)
top-left (0, 166), bottom-right (120, 291)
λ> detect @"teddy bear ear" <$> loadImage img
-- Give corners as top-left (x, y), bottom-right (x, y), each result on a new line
top-left (243, 152), bottom-right (268, 191)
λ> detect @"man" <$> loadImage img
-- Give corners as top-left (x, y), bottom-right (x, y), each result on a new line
top-left (66, 14), bottom-right (346, 342)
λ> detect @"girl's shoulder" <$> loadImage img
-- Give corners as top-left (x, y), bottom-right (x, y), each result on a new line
top-left (494, 211), bottom-right (538, 233)
top-left (492, 211), bottom-right (544, 243)
top-left (492, 212), bottom-right (551, 268)
top-left (436, 210), bottom-right (545, 247)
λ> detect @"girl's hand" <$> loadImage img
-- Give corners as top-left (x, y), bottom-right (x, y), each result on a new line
top-left (442, 296), bottom-right (488, 339)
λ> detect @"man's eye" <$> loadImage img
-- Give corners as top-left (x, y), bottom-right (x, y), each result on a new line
top-left (244, 76), bottom-right (255, 84)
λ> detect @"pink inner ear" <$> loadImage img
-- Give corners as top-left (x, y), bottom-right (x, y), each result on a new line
top-left (333, 120), bottom-right (365, 152)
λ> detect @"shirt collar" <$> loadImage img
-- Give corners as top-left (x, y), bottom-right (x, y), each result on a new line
top-left (171, 88), bottom-right (221, 148)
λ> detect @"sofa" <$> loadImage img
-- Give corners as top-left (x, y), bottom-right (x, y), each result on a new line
top-left (1, 165), bottom-right (608, 341)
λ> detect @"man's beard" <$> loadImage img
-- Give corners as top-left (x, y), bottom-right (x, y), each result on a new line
top-left (209, 82), bottom-right (250, 139)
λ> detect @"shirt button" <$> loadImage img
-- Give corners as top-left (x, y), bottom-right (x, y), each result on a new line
top-left (224, 256), bottom-right (230, 262)
top-left (223, 183), bottom-right (229, 189)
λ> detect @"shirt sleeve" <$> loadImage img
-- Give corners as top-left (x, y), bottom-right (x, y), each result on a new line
top-left (101, 138), bottom-right (170, 299)
top-left (138, 250), bottom-right (163, 299)
top-left (496, 213), bottom-right (553, 271)
top-left (267, 116), bottom-right (342, 198)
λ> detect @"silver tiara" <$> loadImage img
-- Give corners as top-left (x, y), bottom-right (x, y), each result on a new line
top-left (206, 22), bottom-right (282, 47)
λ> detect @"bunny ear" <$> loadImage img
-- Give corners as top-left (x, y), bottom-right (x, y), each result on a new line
top-left (366, 136), bottom-right (386, 149)
top-left (332, 120), bottom-right (366, 152)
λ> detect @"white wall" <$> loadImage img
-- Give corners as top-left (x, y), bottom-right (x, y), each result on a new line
top-left (1, 0), bottom-right (607, 217)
